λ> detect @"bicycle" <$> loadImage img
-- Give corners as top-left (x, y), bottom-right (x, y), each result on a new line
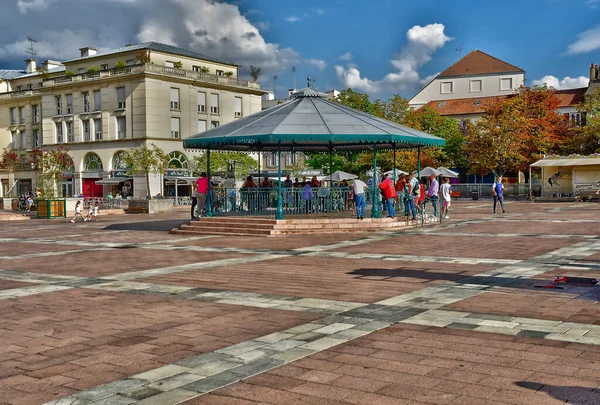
top-left (421, 196), bottom-right (439, 224)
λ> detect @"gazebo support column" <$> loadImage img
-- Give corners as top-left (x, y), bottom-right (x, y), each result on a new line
top-left (371, 144), bottom-right (380, 218)
top-left (206, 148), bottom-right (213, 217)
top-left (393, 143), bottom-right (397, 182)
top-left (276, 142), bottom-right (284, 220)
top-left (417, 146), bottom-right (421, 225)
top-left (329, 145), bottom-right (333, 212)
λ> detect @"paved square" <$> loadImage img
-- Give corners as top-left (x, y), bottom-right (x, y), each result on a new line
top-left (1, 201), bottom-right (600, 404)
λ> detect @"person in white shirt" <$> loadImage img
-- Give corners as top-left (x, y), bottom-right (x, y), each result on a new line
top-left (440, 177), bottom-right (452, 219)
top-left (71, 201), bottom-right (86, 223)
top-left (353, 178), bottom-right (368, 220)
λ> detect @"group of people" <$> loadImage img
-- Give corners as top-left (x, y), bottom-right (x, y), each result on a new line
top-left (371, 171), bottom-right (453, 221)
top-left (70, 200), bottom-right (99, 223)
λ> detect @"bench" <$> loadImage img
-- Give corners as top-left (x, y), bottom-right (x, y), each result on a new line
top-left (450, 191), bottom-right (462, 200)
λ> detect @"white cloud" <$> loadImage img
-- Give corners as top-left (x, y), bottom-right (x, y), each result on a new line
top-left (419, 72), bottom-right (439, 85)
top-left (565, 25), bottom-right (600, 54)
top-left (305, 58), bottom-right (327, 70)
top-left (339, 52), bottom-right (352, 61)
top-left (316, 8), bottom-right (325, 15)
top-left (532, 75), bottom-right (589, 89)
top-left (285, 16), bottom-right (300, 23)
top-left (135, 0), bottom-right (300, 71)
top-left (255, 21), bottom-right (270, 31)
top-left (16, 0), bottom-right (55, 14)
top-left (335, 65), bottom-right (380, 93)
top-left (335, 23), bottom-right (451, 94)
top-left (0, 29), bottom-right (115, 60)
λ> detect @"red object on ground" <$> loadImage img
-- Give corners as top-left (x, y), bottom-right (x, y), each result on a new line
top-left (535, 276), bottom-right (599, 289)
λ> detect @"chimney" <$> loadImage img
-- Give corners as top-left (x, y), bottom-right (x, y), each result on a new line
top-left (25, 58), bottom-right (36, 73)
top-left (79, 47), bottom-right (97, 57)
top-left (591, 63), bottom-right (599, 81)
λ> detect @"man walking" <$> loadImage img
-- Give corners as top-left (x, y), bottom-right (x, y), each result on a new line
top-left (353, 178), bottom-right (368, 220)
top-left (427, 173), bottom-right (439, 217)
top-left (195, 172), bottom-right (209, 217)
top-left (493, 175), bottom-right (506, 214)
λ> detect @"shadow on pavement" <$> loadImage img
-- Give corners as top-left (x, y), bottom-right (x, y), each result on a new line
top-left (104, 219), bottom-right (189, 232)
top-left (515, 381), bottom-right (600, 404)
top-left (348, 268), bottom-right (600, 299)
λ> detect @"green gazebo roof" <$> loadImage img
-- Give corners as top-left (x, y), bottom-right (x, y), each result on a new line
top-left (183, 88), bottom-right (446, 152)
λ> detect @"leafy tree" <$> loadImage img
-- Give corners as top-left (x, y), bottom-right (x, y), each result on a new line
top-left (335, 89), bottom-right (375, 114)
top-left (122, 143), bottom-right (168, 199)
top-left (0, 149), bottom-right (20, 196)
top-left (200, 66), bottom-right (210, 74)
top-left (249, 65), bottom-right (261, 82)
top-left (193, 152), bottom-right (256, 178)
top-left (135, 51), bottom-right (151, 64)
top-left (566, 87), bottom-right (600, 154)
top-left (464, 86), bottom-right (568, 175)
top-left (29, 147), bottom-right (73, 197)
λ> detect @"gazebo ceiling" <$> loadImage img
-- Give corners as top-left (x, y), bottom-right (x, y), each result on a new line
top-left (183, 88), bottom-right (446, 152)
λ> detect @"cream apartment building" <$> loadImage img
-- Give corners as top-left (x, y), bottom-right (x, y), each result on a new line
top-left (409, 50), bottom-right (525, 109)
top-left (0, 42), bottom-right (267, 198)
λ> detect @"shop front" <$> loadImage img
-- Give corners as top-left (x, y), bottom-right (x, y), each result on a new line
top-left (530, 155), bottom-right (600, 200)
top-left (164, 168), bottom-right (194, 199)
top-left (94, 170), bottom-right (133, 198)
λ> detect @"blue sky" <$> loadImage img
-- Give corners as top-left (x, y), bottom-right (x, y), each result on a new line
top-left (1, 0), bottom-right (599, 100)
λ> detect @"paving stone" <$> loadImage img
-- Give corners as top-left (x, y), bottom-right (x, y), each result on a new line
top-left (517, 330), bottom-right (550, 338)
top-left (181, 372), bottom-right (241, 393)
top-left (74, 379), bottom-right (148, 401)
top-left (134, 388), bottom-right (198, 405)
top-left (147, 372), bottom-right (206, 391)
top-left (118, 385), bottom-right (163, 400)
top-left (132, 365), bottom-right (192, 382)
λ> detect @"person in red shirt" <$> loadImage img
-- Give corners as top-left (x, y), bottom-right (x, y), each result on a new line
top-left (193, 172), bottom-right (209, 217)
top-left (379, 174), bottom-right (396, 218)
top-left (395, 174), bottom-right (406, 214)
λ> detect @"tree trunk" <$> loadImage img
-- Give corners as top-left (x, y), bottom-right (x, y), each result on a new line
top-left (146, 173), bottom-right (151, 199)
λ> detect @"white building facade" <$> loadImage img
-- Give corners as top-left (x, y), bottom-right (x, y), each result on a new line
top-left (0, 42), bottom-right (266, 198)
top-left (409, 50), bottom-right (525, 109)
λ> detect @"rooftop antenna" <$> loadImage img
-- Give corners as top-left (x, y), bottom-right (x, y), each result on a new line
top-left (26, 37), bottom-right (38, 60)
top-left (455, 47), bottom-right (462, 60)
top-left (273, 74), bottom-right (278, 98)
top-left (292, 66), bottom-right (296, 90)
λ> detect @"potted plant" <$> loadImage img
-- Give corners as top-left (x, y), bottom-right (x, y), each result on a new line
top-left (29, 147), bottom-right (72, 218)
top-left (173, 61), bottom-right (183, 69)
top-left (200, 66), bottom-right (210, 74)
top-left (223, 71), bottom-right (234, 77)
top-left (86, 66), bottom-right (99, 77)
top-left (114, 60), bottom-right (127, 74)
top-left (135, 51), bottom-right (151, 64)
top-left (64, 70), bottom-right (75, 77)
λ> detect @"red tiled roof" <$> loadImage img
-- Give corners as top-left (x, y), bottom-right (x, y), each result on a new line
top-left (424, 88), bottom-right (586, 116)
top-left (438, 50), bottom-right (524, 78)
top-left (553, 87), bottom-right (587, 107)
top-left (424, 95), bottom-right (510, 116)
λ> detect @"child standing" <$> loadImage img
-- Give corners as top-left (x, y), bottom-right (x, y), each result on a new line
top-left (440, 177), bottom-right (452, 219)
top-left (71, 201), bottom-right (86, 223)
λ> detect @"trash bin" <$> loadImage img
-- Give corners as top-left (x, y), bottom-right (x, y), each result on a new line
top-left (11, 199), bottom-right (18, 210)
top-left (471, 190), bottom-right (479, 200)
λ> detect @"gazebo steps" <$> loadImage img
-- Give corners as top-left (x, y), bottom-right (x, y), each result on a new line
top-left (171, 216), bottom-right (420, 237)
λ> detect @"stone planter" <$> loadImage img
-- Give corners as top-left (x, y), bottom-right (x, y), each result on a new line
top-left (127, 198), bottom-right (174, 214)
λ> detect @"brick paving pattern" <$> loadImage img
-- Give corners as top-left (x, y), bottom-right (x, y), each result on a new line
top-left (0, 201), bottom-right (599, 404)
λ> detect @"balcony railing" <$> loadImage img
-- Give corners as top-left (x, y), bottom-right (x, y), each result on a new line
top-left (0, 89), bottom-right (42, 100)
top-left (2, 64), bottom-right (262, 97)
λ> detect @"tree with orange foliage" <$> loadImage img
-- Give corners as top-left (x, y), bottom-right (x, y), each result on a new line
top-left (464, 86), bottom-right (568, 176)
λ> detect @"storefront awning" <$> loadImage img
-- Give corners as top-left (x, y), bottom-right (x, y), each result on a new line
top-left (531, 157), bottom-right (600, 167)
top-left (164, 176), bottom-right (197, 185)
top-left (94, 178), bottom-right (132, 185)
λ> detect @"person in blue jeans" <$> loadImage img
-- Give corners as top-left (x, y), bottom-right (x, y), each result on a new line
top-left (352, 178), bottom-right (368, 220)
top-left (406, 172), bottom-right (418, 220)
top-left (427, 174), bottom-right (439, 217)
top-left (493, 175), bottom-right (506, 214)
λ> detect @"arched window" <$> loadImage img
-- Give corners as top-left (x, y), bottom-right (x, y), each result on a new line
top-left (167, 151), bottom-right (189, 169)
top-left (112, 151), bottom-right (129, 170)
top-left (83, 153), bottom-right (103, 171)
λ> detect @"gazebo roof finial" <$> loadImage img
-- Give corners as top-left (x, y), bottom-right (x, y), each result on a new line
top-left (307, 75), bottom-right (311, 88)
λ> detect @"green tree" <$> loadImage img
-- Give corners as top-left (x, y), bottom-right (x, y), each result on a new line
top-left (122, 143), bottom-right (168, 199)
top-left (193, 152), bottom-right (256, 178)
top-left (464, 86), bottom-right (567, 175)
top-left (29, 147), bottom-right (73, 197)
top-left (335, 88), bottom-right (375, 114)
top-left (0, 149), bottom-right (20, 196)
top-left (249, 65), bottom-right (261, 82)
top-left (566, 87), bottom-right (600, 154)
